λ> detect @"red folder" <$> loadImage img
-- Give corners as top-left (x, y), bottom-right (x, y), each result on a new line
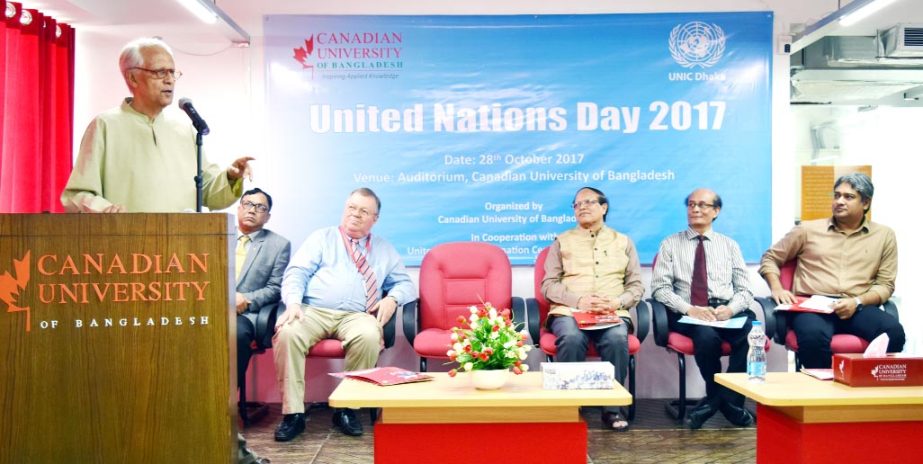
top-left (331, 367), bottom-right (433, 386)
top-left (572, 311), bottom-right (621, 329)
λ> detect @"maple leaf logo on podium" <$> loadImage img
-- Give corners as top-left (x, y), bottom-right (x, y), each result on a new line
top-left (293, 36), bottom-right (315, 79)
top-left (1, 251), bottom-right (31, 333)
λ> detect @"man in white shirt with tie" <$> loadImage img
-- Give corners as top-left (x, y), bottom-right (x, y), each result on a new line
top-left (273, 188), bottom-right (416, 441)
top-left (651, 188), bottom-right (755, 429)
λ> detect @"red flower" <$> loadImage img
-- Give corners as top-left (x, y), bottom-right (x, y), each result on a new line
top-left (492, 325), bottom-right (500, 332)
top-left (512, 366), bottom-right (523, 375)
top-left (479, 353), bottom-right (489, 361)
top-left (457, 315), bottom-right (467, 324)
top-left (448, 369), bottom-right (457, 377)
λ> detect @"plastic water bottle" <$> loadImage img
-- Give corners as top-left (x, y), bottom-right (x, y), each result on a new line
top-left (747, 320), bottom-right (767, 383)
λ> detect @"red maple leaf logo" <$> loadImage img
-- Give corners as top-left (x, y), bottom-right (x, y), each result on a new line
top-left (293, 36), bottom-right (315, 69)
top-left (1, 250), bottom-right (32, 332)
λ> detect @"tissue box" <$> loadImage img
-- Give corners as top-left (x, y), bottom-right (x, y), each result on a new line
top-left (832, 353), bottom-right (923, 387)
top-left (541, 362), bottom-right (614, 390)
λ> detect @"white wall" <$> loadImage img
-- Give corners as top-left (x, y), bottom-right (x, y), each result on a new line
top-left (70, 1), bottom-right (919, 403)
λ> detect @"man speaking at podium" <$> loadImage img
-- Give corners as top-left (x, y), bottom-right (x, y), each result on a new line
top-left (60, 37), bottom-right (253, 213)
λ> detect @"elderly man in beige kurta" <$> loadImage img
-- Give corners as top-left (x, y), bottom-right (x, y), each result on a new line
top-left (61, 37), bottom-right (252, 213)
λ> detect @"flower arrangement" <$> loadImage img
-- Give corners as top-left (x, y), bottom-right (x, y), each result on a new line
top-left (447, 302), bottom-right (532, 377)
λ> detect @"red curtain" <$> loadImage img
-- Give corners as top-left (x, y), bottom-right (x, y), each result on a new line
top-left (0, 1), bottom-right (75, 213)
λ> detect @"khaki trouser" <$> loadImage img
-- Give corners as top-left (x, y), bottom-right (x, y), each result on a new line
top-left (273, 305), bottom-right (383, 414)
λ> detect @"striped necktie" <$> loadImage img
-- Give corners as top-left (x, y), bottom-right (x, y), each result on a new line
top-left (351, 238), bottom-right (378, 311)
top-left (235, 235), bottom-right (250, 279)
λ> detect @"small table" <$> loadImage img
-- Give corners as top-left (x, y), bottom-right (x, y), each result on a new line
top-left (329, 371), bottom-right (631, 464)
top-left (716, 372), bottom-right (923, 463)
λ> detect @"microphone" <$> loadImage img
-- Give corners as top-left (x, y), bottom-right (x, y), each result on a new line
top-left (178, 98), bottom-right (210, 135)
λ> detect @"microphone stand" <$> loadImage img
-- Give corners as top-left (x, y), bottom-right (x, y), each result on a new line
top-left (194, 130), bottom-right (205, 212)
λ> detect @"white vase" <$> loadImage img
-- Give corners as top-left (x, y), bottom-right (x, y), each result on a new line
top-left (471, 369), bottom-right (509, 390)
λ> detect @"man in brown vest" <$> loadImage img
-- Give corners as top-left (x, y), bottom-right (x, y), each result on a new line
top-left (541, 186), bottom-right (644, 431)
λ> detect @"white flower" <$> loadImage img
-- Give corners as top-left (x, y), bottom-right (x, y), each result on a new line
top-left (453, 342), bottom-right (463, 352)
top-left (469, 306), bottom-right (478, 314)
top-left (469, 314), bottom-right (479, 323)
top-left (447, 349), bottom-right (456, 357)
top-left (488, 307), bottom-right (498, 319)
top-left (451, 332), bottom-right (458, 341)
top-left (519, 349), bottom-right (529, 360)
top-left (464, 362), bottom-right (473, 371)
top-left (521, 364), bottom-right (530, 372)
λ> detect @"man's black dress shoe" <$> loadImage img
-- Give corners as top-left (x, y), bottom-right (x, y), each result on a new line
top-left (332, 408), bottom-right (364, 436)
top-left (686, 399), bottom-right (719, 430)
top-left (274, 413), bottom-right (305, 442)
top-left (720, 402), bottom-right (756, 427)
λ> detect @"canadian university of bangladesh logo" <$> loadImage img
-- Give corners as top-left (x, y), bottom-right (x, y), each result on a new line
top-left (669, 21), bottom-right (726, 69)
top-left (1, 249), bottom-right (214, 334)
top-left (1, 251), bottom-right (31, 332)
top-left (292, 31), bottom-right (404, 81)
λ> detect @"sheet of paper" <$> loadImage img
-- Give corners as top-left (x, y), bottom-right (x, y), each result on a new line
top-left (677, 315), bottom-right (747, 329)
top-left (800, 368), bottom-right (834, 380)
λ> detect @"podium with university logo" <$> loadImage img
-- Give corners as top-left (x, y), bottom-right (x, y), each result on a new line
top-left (0, 214), bottom-right (237, 464)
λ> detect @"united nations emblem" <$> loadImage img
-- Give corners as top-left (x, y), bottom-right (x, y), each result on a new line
top-left (669, 21), bottom-right (726, 69)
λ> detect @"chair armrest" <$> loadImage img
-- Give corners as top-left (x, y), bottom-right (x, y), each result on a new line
top-left (754, 297), bottom-right (776, 342)
top-left (383, 304), bottom-right (398, 349)
top-left (254, 301), bottom-right (285, 349)
top-left (401, 299), bottom-right (420, 348)
top-left (524, 298), bottom-right (541, 347)
top-left (511, 296), bottom-right (527, 332)
top-left (882, 300), bottom-right (899, 322)
top-left (648, 298), bottom-right (669, 348)
top-left (756, 296), bottom-right (788, 345)
top-left (632, 300), bottom-right (651, 344)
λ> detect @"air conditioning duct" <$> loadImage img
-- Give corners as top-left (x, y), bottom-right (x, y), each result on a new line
top-left (790, 25), bottom-right (923, 105)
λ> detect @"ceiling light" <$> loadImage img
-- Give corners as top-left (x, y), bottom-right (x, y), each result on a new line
top-left (839, 0), bottom-right (900, 27)
top-left (176, 0), bottom-right (217, 25)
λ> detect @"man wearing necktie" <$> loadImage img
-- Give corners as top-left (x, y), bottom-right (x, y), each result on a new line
top-left (235, 188), bottom-right (291, 406)
top-left (272, 188), bottom-right (416, 441)
top-left (651, 188), bottom-right (756, 429)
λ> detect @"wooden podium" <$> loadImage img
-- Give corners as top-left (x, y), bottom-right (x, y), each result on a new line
top-left (0, 214), bottom-right (237, 464)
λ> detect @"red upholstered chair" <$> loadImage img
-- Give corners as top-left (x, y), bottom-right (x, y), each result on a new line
top-left (402, 242), bottom-right (525, 371)
top-left (755, 259), bottom-right (899, 370)
top-left (649, 254), bottom-right (773, 423)
top-left (524, 246), bottom-right (650, 420)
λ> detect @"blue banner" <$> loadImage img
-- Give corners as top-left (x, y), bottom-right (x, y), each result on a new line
top-left (264, 13), bottom-right (773, 265)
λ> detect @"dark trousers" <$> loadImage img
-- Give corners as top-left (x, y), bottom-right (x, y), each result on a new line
top-left (667, 309), bottom-right (754, 407)
top-left (237, 315), bottom-right (257, 391)
top-left (792, 306), bottom-right (905, 368)
top-left (551, 315), bottom-right (629, 414)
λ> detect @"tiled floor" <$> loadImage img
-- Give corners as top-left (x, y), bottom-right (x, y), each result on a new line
top-left (241, 399), bottom-right (757, 463)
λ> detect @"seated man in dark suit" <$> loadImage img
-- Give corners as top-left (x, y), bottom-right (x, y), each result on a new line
top-left (651, 188), bottom-right (756, 429)
top-left (760, 173), bottom-right (904, 368)
top-left (235, 188), bottom-right (291, 397)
